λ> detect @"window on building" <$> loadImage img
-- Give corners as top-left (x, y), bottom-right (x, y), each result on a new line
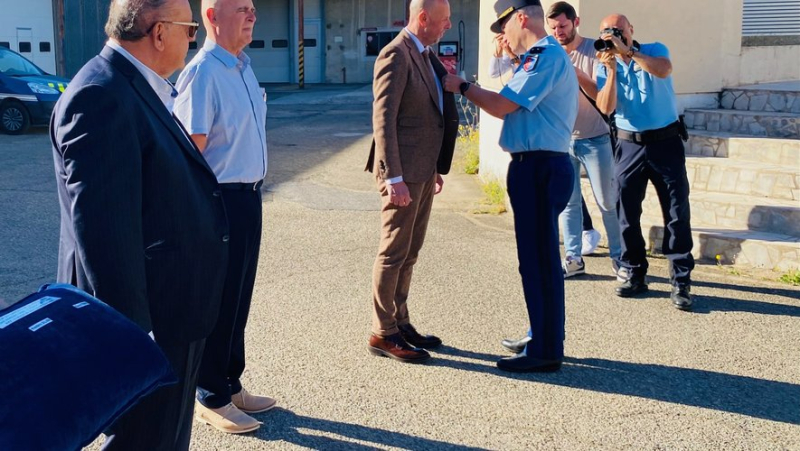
top-left (0, 42), bottom-right (9, 49)
top-left (249, 40), bottom-right (265, 49)
top-left (18, 42), bottom-right (32, 53)
top-left (39, 42), bottom-right (51, 52)
top-left (304, 39), bottom-right (317, 47)
top-left (272, 40), bottom-right (288, 48)
top-left (365, 31), bottom-right (399, 57)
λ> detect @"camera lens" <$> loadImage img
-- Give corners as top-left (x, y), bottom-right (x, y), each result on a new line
top-left (593, 39), bottom-right (613, 52)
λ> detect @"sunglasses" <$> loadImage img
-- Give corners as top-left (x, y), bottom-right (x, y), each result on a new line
top-left (148, 20), bottom-right (200, 39)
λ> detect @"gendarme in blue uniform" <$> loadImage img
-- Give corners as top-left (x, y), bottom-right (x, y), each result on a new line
top-left (595, 40), bottom-right (695, 303)
top-left (499, 35), bottom-right (578, 152)
top-left (595, 42), bottom-right (678, 132)
top-left (497, 35), bottom-right (578, 365)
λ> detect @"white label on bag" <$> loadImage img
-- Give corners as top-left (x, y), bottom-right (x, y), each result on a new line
top-left (29, 318), bottom-right (53, 332)
top-left (73, 302), bottom-right (90, 309)
top-left (0, 296), bottom-right (60, 329)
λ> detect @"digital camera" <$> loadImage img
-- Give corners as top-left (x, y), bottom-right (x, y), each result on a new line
top-left (594, 27), bottom-right (627, 52)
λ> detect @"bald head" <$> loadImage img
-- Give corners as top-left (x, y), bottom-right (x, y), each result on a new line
top-left (407, 0), bottom-right (450, 46)
top-left (600, 14), bottom-right (631, 31)
top-left (409, 0), bottom-right (445, 18)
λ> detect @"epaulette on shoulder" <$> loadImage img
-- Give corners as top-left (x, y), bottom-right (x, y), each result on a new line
top-left (529, 47), bottom-right (545, 54)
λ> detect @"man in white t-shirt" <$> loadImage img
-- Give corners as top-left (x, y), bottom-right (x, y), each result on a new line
top-left (547, 0), bottom-right (622, 278)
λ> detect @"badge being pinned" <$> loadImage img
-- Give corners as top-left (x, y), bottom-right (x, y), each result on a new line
top-left (522, 54), bottom-right (539, 72)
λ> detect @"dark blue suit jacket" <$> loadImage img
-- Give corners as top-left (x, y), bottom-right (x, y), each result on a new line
top-left (51, 46), bottom-right (229, 342)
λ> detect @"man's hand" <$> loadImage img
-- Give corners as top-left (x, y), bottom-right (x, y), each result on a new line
top-left (443, 74), bottom-right (467, 93)
top-left (597, 50), bottom-right (617, 69)
top-left (389, 181), bottom-right (413, 207)
top-left (493, 34), bottom-right (505, 58)
top-left (434, 174), bottom-right (444, 195)
top-left (600, 31), bottom-right (630, 56)
top-left (493, 34), bottom-right (514, 59)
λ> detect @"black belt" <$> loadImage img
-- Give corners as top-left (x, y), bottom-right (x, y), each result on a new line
top-left (219, 180), bottom-right (263, 191)
top-left (511, 150), bottom-right (566, 162)
top-left (616, 121), bottom-right (682, 144)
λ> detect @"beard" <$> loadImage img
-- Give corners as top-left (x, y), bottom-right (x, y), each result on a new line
top-left (558, 29), bottom-right (577, 45)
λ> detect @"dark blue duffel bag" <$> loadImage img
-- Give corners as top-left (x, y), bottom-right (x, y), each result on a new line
top-left (0, 283), bottom-right (177, 451)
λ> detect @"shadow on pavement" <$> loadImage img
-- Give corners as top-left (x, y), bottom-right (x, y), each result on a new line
top-left (252, 410), bottom-right (486, 450)
top-left (424, 350), bottom-right (800, 425)
top-left (644, 275), bottom-right (800, 317)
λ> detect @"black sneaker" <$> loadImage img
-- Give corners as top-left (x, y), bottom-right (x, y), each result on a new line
top-left (671, 285), bottom-right (693, 311)
top-left (615, 277), bottom-right (648, 297)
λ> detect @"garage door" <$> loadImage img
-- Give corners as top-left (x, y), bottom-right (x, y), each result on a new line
top-left (0, 0), bottom-right (56, 74)
top-left (250, 0), bottom-right (291, 82)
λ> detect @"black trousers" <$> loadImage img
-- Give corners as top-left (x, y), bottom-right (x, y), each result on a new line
top-left (197, 188), bottom-right (263, 408)
top-left (507, 152), bottom-right (573, 360)
top-left (614, 135), bottom-right (694, 286)
top-left (102, 339), bottom-right (205, 451)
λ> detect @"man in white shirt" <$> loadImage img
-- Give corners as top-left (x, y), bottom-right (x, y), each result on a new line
top-left (174, 0), bottom-right (273, 435)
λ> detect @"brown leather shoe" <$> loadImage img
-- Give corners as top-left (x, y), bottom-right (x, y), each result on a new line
top-left (368, 333), bottom-right (431, 363)
top-left (398, 323), bottom-right (442, 349)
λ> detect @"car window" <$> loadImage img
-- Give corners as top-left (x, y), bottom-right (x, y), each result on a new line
top-left (0, 49), bottom-right (44, 76)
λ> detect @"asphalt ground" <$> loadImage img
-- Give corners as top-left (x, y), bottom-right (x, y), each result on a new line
top-left (0, 84), bottom-right (798, 450)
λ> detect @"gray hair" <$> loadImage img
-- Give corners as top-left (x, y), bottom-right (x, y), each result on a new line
top-left (519, 5), bottom-right (544, 21)
top-left (105, 0), bottom-right (169, 41)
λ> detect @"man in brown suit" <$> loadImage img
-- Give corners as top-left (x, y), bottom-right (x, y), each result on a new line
top-left (365, 0), bottom-right (459, 363)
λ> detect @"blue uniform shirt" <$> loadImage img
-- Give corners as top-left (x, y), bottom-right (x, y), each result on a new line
top-left (498, 35), bottom-right (578, 153)
top-left (596, 42), bottom-right (678, 132)
top-left (174, 40), bottom-right (268, 184)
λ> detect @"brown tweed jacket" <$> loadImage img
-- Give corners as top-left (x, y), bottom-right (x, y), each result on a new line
top-left (365, 29), bottom-right (458, 183)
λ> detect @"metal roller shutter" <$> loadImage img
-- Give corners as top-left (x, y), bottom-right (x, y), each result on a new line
top-left (742, 0), bottom-right (800, 36)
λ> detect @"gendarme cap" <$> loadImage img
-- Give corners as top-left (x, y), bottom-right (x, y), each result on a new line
top-left (490, 0), bottom-right (542, 34)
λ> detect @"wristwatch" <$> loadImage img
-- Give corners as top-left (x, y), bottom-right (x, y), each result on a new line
top-left (510, 55), bottom-right (521, 65)
top-left (459, 81), bottom-right (472, 95)
top-left (625, 47), bottom-right (637, 58)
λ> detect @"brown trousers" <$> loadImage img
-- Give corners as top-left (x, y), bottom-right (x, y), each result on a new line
top-left (371, 173), bottom-right (436, 336)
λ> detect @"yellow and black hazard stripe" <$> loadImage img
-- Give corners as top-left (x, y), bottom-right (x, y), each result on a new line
top-left (46, 82), bottom-right (68, 93)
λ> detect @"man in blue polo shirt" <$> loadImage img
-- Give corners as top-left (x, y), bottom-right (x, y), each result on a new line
top-left (595, 13), bottom-right (695, 311)
top-left (443, 0), bottom-right (577, 372)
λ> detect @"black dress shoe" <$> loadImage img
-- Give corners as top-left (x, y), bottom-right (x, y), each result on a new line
top-left (671, 285), bottom-right (693, 311)
top-left (496, 355), bottom-right (562, 373)
top-left (398, 324), bottom-right (442, 349)
top-left (615, 277), bottom-right (648, 297)
top-left (501, 336), bottom-right (531, 354)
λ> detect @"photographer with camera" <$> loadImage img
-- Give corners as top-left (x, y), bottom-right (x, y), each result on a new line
top-left (595, 14), bottom-right (695, 311)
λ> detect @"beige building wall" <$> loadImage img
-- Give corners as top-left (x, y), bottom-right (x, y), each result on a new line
top-left (477, 0), bottom-right (800, 182)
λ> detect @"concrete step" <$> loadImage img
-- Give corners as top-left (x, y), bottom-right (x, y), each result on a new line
top-left (580, 178), bottom-right (800, 237)
top-left (720, 82), bottom-right (800, 113)
top-left (684, 156), bottom-right (799, 201)
top-left (684, 108), bottom-right (800, 139)
top-left (686, 130), bottom-right (800, 167)
top-left (579, 185), bottom-right (800, 271)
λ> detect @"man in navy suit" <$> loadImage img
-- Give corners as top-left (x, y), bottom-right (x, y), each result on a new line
top-left (50, 0), bottom-right (229, 449)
